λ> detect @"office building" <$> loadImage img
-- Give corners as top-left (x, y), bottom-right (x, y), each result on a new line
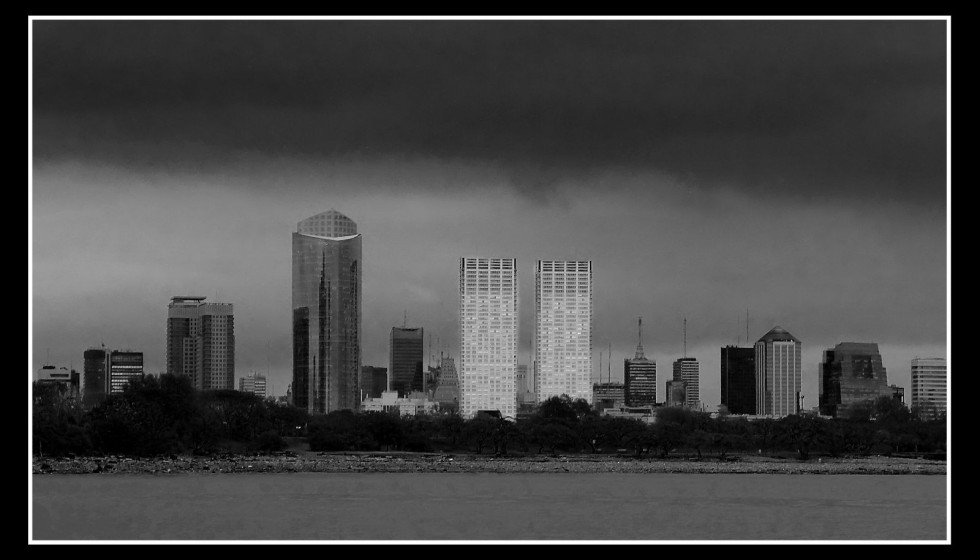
top-left (911, 357), bottom-right (947, 420)
top-left (534, 260), bottom-right (593, 404)
top-left (82, 346), bottom-right (108, 408)
top-left (673, 357), bottom-right (700, 409)
top-left (36, 365), bottom-right (78, 396)
top-left (818, 342), bottom-right (891, 418)
top-left (108, 350), bottom-right (143, 394)
top-left (754, 326), bottom-right (802, 417)
top-left (593, 381), bottom-right (625, 412)
top-left (167, 296), bottom-right (235, 391)
top-left (390, 326), bottom-right (424, 396)
top-left (459, 257), bottom-right (518, 419)
top-left (239, 371), bottom-right (268, 399)
top-left (292, 209), bottom-right (361, 414)
top-left (360, 366), bottom-right (388, 400)
top-left (432, 356), bottom-right (459, 408)
top-left (624, 317), bottom-right (657, 407)
top-left (666, 379), bottom-right (687, 407)
top-left (721, 346), bottom-right (755, 415)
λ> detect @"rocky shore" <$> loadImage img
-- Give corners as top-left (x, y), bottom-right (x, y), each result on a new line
top-left (32, 451), bottom-right (947, 476)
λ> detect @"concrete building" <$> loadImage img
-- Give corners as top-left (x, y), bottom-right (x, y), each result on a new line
top-left (516, 364), bottom-right (536, 404)
top-left (360, 366), bottom-right (388, 400)
top-left (432, 356), bottom-right (459, 409)
top-left (534, 260), bottom-right (593, 404)
top-left (108, 350), bottom-right (143, 394)
top-left (754, 326), bottom-right (802, 417)
top-left (624, 317), bottom-right (657, 407)
top-left (36, 365), bottom-right (78, 397)
top-left (167, 296), bottom-right (235, 391)
top-left (911, 357), bottom-right (947, 420)
top-left (238, 371), bottom-right (268, 399)
top-left (666, 379), bottom-right (687, 407)
top-left (819, 342), bottom-right (891, 418)
top-left (721, 346), bottom-right (755, 415)
top-left (390, 326), bottom-right (424, 396)
top-left (292, 209), bottom-right (361, 414)
top-left (673, 357), bottom-right (700, 410)
top-left (459, 257), bottom-right (518, 419)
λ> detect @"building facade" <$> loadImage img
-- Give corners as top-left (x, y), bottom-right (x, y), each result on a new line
top-left (721, 346), bottom-right (755, 415)
top-left (82, 346), bottom-right (108, 408)
top-left (666, 379), bottom-right (687, 407)
top-left (238, 371), bottom-right (268, 399)
top-left (911, 357), bottom-right (947, 420)
top-left (624, 317), bottom-right (657, 407)
top-left (108, 350), bottom-right (144, 394)
top-left (673, 357), bottom-right (700, 409)
top-left (818, 342), bottom-right (891, 418)
top-left (360, 366), bottom-right (388, 400)
top-left (167, 296), bottom-right (235, 391)
top-left (432, 356), bottom-right (459, 408)
top-left (390, 326), bottom-right (424, 396)
top-left (534, 260), bottom-right (593, 404)
top-left (459, 257), bottom-right (518, 419)
top-left (592, 381), bottom-right (625, 412)
top-left (292, 209), bottom-right (361, 414)
top-left (754, 326), bottom-right (802, 417)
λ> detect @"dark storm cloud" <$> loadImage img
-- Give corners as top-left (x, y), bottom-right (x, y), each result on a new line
top-left (32, 19), bottom-right (946, 202)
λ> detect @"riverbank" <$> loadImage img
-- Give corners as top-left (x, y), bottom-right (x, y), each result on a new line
top-left (32, 451), bottom-right (947, 475)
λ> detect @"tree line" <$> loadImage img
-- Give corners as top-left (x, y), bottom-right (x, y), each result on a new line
top-left (33, 374), bottom-right (946, 461)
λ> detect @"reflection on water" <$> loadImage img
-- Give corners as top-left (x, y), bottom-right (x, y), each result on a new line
top-left (31, 472), bottom-right (947, 541)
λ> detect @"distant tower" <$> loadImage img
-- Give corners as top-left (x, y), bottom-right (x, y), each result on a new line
top-left (534, 260), bottom-right (593, 404)
top-left (624, 316), bottom-right (657, 406)
top-left (167, 296), bottom-right (235, 390)
top-left (390, 326), bottom-right (424, 396)
top-left (911, 357), bottom-right (947, 420)
top-left (754, 326), bottom-right (802, 417)
top-left (82, 346), bottom-right (108, 408)
top-left (459, 257), bottom-right (518, 419)
top-left (108, 350), bottom-right (143, 394)
top-left (721, 345), bottom-right (755, 414)
top-left (673, 357), bottom-right (700, 409)
top-left (292, 209), bottom-right (361, 414)
top-left (819, 342), bottom-right (890, 418)
top-left (238, 371), bottom-right (268, 399)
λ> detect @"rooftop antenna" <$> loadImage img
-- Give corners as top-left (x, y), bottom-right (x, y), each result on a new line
top-left (403, 310), bottom-right (407, 328)
top-left (737, 313), bottom-right (741, 346)
top-left (634, 316), bottom-right (646, 360)
top-left (746, 309), bottom-right (749, 345)
top-left (607, 341), bottom-right (611, 383)
top-left (599, 351), bottom-right (602, 384)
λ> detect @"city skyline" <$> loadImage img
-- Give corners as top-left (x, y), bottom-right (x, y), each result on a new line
top-left (31, 18), bottom-right (948, 411)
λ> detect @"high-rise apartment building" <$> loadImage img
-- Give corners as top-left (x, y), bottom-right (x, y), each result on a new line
top-left (390, 326), bottom-right (424, 396)
top-left (459, 257), bottom-right (518, 419)
top-left (721, 346), bottom-right (755, 414)
top-left (167, 296), bottom-right (235, 391)
top-left (292, 209), bottom-right (361, 414)
top-left (911, 357), bottom-right (947, 420)
top-left (754, 326), bottom-right (802, 417)
top-left (238, 371), bottom-right (268, 399)
top-left (534, 260), bottom-right (593, 404)
top-left (624, 317), bottom-right (657, 407)
top-left (672, 357), bottom-right (700, 409)
top-left (108, 350), bottom-right (143, 394)
top-left (819, 342), bottom-right (891, 418)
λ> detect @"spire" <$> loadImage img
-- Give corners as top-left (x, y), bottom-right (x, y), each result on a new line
top-left (634, 316), bottom-right (646, 360)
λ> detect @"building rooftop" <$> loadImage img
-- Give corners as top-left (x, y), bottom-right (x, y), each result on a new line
top-left (757, 326), bottom-right (801, 344)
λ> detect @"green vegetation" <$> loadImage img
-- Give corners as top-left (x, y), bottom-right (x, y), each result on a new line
top-left (32, 380), bottom-right (946, 461)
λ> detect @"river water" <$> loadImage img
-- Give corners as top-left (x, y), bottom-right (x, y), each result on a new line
top-left (31, 472), bottom-right (948, 542)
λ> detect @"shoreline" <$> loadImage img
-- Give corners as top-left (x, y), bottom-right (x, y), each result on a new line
top-left (32, 451), bottom-right (947, 475)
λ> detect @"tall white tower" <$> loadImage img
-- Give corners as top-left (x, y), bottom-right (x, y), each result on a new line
top-left (458, 257), bottom-right (518, 419)
top-left (534, 260), bottom-right (593, 404)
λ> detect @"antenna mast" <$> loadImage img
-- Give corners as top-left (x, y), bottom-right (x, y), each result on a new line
top-left (607, 341), bottom-right (611, 383)
top-left (683, 317), bottom-right (687, 358)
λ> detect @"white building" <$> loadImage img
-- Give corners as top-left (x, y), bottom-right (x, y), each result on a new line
top-left (534, 260), bottom-right (593, 404)
top-left (911, 357), bottom-right (947, 420)
top-left (459, 257), bottom-right (518, 419)
top-left (239, 371), bottom-right (268, 399)
top-left (754, 326), bottom-right (802, 417)
top-left (360, 390), bottom-right (438, 416)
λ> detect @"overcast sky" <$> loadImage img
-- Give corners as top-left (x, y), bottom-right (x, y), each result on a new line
top-left (30, 17), bottom-right (949, 408)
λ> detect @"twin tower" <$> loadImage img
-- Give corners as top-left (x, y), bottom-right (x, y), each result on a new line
top-left (291, 210), bottom-right (594, 419)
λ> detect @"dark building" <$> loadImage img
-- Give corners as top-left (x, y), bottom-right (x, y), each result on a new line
top-left (359, 365), bottom-right (388, 400)
top-left (666, 379), bottom-right (687, 407)
top-left (624, 317), bottom-right (657, 406)
top-left (292, 210), bottom-right (361, 414)
top-left (593, 381), bottom-right (625, 412)
top-left (721, 346), bottom-right (755, 414)
top-left (108, 350), bottom-right (144, 394)
top-left (83, 346), bottom-right (107, 408)
top-left (390, 327), bottom-right (424, 396)
top-left (819, 342), bottom-right (890, 418)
